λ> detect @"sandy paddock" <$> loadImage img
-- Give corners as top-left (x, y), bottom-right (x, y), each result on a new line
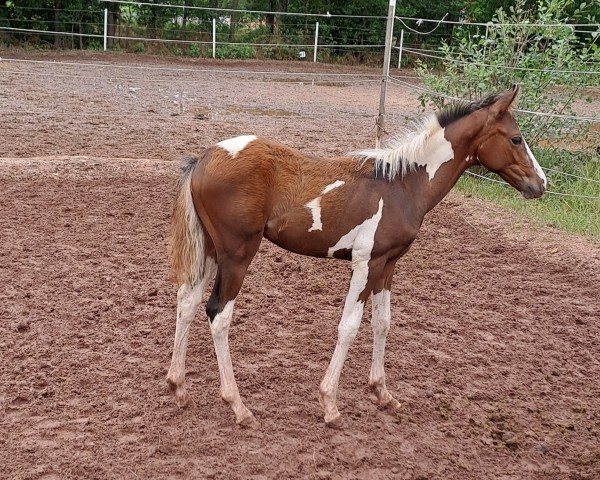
top-left (1, 52), bottom-right (599, 479)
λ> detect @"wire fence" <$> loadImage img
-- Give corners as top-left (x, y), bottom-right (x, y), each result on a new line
top-left (1, 3), bottom-right (598, 200)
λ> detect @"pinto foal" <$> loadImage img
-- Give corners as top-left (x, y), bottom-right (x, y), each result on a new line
top-left (166, 86), bottom-right (546, 428)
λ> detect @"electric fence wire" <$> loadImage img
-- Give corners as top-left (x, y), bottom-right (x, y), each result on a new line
top-left (402, 47), bottom-right (600, 76)
top-left (387, 76), bottom-right (600, 123)
top-left (465, 171), bottom-right (600, 199)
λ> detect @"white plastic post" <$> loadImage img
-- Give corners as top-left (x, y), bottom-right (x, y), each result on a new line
top-left (483, 24), bottom-right (489, 56)
top-left (103, 8), bottom-right (108, 51)
top-left (212, 18), bottom-right (216, 58)
top-left (313, 22), bottom-right (319, 62)
top-left (397, 29), bottom-right (404, 68)
top-left (376, 0), bottom-right (396, 148)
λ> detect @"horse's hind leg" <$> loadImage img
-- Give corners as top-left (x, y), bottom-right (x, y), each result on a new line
top-left (369, 261), bottom-right (401, 410)
top-left (207, 238), bottom-right (262, 428)
top-left (166, 258), bottom-right (216, 407)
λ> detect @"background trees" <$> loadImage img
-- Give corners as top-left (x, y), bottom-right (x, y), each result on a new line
top-left (0, 0), bottom-right (598, 56)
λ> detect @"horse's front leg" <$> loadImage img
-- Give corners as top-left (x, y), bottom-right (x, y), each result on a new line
top-left (319, 258), bottom-right (380, 428)
top-left (369, 263), bottom-right (401, 411)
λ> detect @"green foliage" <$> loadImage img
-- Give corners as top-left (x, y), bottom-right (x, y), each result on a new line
top-left (2, 0), bottom-right (106, 49)
top-left (133, 41), bottom-right (145, 53)
top-left (261, 45), bottom-right (298, 60)
top-left (215, 44), bottom-right (256, 60)
top-left (416, 0), bottom-right (600, 147)
top-left (189, 43), bottom-right (201, 57)
top-left (86, 40), bottom-right (102, 51)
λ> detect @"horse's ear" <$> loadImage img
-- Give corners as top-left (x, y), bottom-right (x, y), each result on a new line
top-left (489, 85), bottom-right (519, 120)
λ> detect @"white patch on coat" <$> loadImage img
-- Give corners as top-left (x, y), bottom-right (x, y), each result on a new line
top-left (304, 180), bottom-right (346, 232)
top-left (354, 115), bottom-right (454, 181)
top-left (524, 140), bottom-right (547, 188)
top-left (322, 180), bottom-right (345, 194)
top-left (305, 198), bottom-right (322, 232)
top-left (328, 197), bottom-right (384, 259)
top-left (217, 135), bottom-right (257, 158)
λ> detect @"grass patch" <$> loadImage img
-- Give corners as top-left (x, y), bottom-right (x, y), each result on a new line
top-left (456, 148), bottom-right (600, 239)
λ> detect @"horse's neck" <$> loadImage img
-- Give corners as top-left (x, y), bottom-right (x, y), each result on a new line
top-left (402, 144), bottom-right (475, 218)
top-left (431, 152), bottom-right (475, 213)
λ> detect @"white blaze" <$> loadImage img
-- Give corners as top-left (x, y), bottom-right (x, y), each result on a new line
top-left (524, 140), bottom-right (547, 188)
top-left (217, 135), bottom-right (257, 158)
top-left (304, 180), bottom-right (346, 232)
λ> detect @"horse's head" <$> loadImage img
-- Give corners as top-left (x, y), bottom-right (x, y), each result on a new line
top-left (474, 85), bottom-right (546, 199)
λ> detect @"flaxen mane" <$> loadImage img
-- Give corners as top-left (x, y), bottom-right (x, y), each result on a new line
top-left (355, 93), bottom-right (505, 181)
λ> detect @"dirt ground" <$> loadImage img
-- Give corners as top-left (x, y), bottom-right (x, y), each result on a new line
top-left (1, 52), bottom-right (599, 480)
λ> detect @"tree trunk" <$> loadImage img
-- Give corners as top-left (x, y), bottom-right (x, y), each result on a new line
top-left (266, 0), bottom-right (275, 35)
top-left (150, 7), bottom-right (158, 39)
top-left (273, 0), bottom-right (287, 40)
top-left (107, 4), bottom-right (119, 48)
top-left (54, 0), bottom-right (61, 49)
top-left (228, 0), bottom-right (239, 42)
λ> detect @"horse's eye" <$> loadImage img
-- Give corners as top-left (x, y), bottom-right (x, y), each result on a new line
top-left (511, 136), bottom-right (523, 145)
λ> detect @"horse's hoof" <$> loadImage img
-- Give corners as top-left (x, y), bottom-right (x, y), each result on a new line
top-left (237, 414), bottom-right (260, 430)
top-left (382, 398), bottom-right (402, 411)
top-left (166, 379), bottom-right (191, 408)
top-left (174, 392), bottom-right (191, 408)
top-left (325, 414), bottom-right (344, 430)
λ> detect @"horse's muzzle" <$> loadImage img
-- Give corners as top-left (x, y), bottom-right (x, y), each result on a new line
top-left (521, 181), bottom-right (545, 199)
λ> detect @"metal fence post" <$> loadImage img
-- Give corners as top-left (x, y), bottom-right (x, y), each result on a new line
top-left (103, 8), bottom-right (108, 51)
top-left (376, 0), bottom-right (396, 148)
top-left (313, 22), bottom-right (319, 62)
top-left (397, 29), bottom-right (404, 68)
top-left (212, 18), bottom-right (216, 58)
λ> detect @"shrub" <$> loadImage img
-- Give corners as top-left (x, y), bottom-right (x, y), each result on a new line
top-left (215, 44), bottom-right (256, 60)
top-left (415, 0), bottom-right (600, 147)
top-left (189, 43), bottom-right (201, 57)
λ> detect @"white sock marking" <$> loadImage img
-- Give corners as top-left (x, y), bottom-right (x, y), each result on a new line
top-left (217, 135), bottom-right (257, 158)
top-left (304, 180), bottom-right (346, 232)
top-left (370, 289), bottom-right (391, 384)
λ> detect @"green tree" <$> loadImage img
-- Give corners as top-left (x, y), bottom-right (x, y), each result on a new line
top-left (416, 0), bottom-right (600, 145)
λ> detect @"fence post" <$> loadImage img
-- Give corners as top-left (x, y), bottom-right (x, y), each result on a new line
top-left (397, 29), bottom-right (404, 68)
top-left (376, 0), bottom-right (396, 148)
top-left (212, 18), bottom-right (216, 58)
top-left (313, 22), bottom-right (319, 62)
top-left (483, 24), bottom-right (489, 56)
top-left (103, 8), bottom-right (108, 51)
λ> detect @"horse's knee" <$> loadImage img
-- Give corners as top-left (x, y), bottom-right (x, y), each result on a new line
top-left (338, 323), bottom-right (360, 344)
top-left (373, 320), bottom-right (390, 336)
